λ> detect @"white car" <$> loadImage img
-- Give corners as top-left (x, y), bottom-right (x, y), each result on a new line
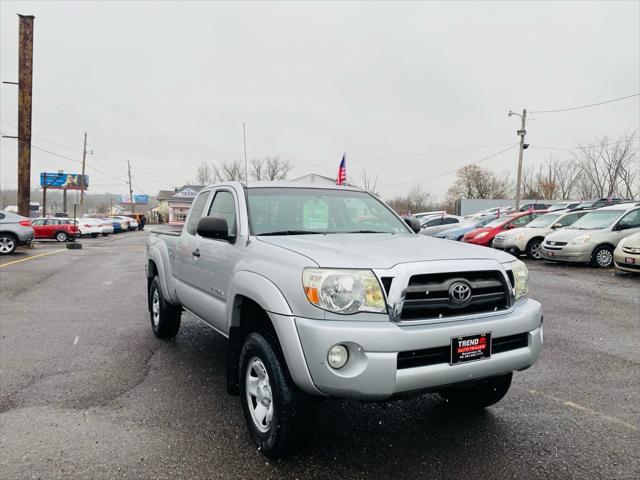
top-left (493, 210), bottom-right (588, 259)
top-left (419, 215), bottom-right (464, 236)
top-left (112, 216), bottom-right (137, 231)
top-left (75, 218), bottom-right (103, 237)
top-left (98, 219), bottom-right (114, 235)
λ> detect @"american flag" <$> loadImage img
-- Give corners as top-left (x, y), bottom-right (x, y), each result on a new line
top-left (336, 153), bottom-right (347, 185)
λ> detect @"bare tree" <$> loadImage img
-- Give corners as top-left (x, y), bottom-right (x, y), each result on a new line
top-left (250, 156), bottom-right (292, 181)
top-left (574, 132), bottom-right (638, 199)
top-left (360, 171), bottom-right (379, 194)
top-left (194, 162), bottom-right (212, 186)
top-left (446, 164), bottom-right (512, 201)
top-left (212, 160), bottom-right (247, 182)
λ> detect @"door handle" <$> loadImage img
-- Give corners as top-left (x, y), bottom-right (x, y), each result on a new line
top-left (192, 248), bottom-right (201, 257)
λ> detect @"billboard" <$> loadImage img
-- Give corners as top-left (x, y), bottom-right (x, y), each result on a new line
top-left (120, 194), bottom-right (149, 205)
top-left (40, 172), bottom-right (88, 190)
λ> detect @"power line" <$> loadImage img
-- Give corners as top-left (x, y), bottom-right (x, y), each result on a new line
top-left (530, 136), bottom-right (639, 151)
top-left (0, 117), bottom-right (81, 151)
top-left (376, 144), bottom-right (518, 189)
top-left (530, 93), bottom-right (640, 114)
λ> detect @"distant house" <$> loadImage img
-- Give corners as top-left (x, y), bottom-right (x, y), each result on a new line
top-left (154, 189), bottom-right (175, 223)
top-left (166, 185), bottom-right (204, 224)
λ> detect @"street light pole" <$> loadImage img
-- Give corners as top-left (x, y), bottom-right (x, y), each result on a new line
top-left (509, 109), bottom-right (527, 211)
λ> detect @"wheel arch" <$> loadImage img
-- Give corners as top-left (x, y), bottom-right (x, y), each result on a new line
top-left (225, 271), bottom-right (318, 396)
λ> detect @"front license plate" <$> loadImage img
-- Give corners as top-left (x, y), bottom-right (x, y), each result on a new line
top-left (625, 257), bottom-right (636, 265)
top-left (451, 333), bottom-right (491, 365)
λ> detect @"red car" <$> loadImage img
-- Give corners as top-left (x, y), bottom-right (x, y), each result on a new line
top-left (462, 211), bottom-right (545, 247)
top-left (28, 217), bottom-right (79, 242)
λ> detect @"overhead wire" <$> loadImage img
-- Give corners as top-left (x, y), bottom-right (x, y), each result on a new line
top-left (530, 93), bottom-right (639, 114)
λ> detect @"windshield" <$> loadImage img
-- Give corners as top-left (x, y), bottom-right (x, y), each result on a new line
top-left (484, 215), bottom-right (516, 228)
top-left (247, 187), bottom-right (411, 235)
top-left (576, 201), bottom-right (594, 209)
top-left (526, 213), bottom-right (562, 228)
top-left (569, 210), bottom-right (623, 230)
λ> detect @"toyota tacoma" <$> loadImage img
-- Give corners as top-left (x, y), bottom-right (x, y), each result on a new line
top-left (145, 181), bottom-right (543, 456)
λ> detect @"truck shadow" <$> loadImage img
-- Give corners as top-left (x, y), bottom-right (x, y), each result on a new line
top-left (168, 314), bottom-right (523, 479)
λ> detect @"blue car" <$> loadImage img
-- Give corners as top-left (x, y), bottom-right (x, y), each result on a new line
top-left (435, 214), bottom-right (501, 241)
top-left (110, 219), bottom-right (123, 233)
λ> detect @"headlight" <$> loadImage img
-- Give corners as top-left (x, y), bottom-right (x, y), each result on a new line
top-left (569, 234), bottom-right (592, 245)
top-left (514, 233), bottom-right (525, 241)
top-left (476, 232), bottom-right (489, 238)
top-left (511, 259), bottom-right (529, 300)
top-left (302, 268), bottom-right (386, 314)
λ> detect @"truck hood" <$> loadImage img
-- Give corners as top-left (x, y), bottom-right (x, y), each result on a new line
top-left (257, 233), bottom-right (515, 269)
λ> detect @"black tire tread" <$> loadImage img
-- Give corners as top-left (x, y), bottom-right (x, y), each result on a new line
top-left (239, 331), bottom-right (315, 458)
top-left (0, 232), bottom-right (17, 255)
top-left (149, 276), bottom-right (181, 339)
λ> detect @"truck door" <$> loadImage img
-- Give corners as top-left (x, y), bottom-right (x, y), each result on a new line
top-left (192, 189), bottom-right (239, 334)
top-left (174, 190), bottom-right (213, 315)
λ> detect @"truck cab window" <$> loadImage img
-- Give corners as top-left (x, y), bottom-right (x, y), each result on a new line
top-left (208, 191), bottom-right (237, 236)
top-left (186, 192), bottom-right (211, 236)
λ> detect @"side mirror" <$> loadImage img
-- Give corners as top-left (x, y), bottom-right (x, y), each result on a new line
top-left (197, 216), bottom-right (233, 242)
top-left (551, 223), bottom-right (563, 229)
top-left (614, 223), bottom-right (628, 231)
top-left (403, 216), bottom-right (422, 233)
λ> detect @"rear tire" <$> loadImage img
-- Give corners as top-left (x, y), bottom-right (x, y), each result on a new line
top-left (239, 331), bottom-right (315, 457)
top-left (439, 373), bottom-right (512, 409)
top-left (526, 238), bottom-right (543, 259)
top-left (0, 233), bottom-right (17, 255)
top-left (591, 245), bottom-right (614, 268)
top-left (55, 231), bottom-right (69, 242)
top-left (148, 276), bottom-right (181, 339)
top-left (91, 233), bottom-right (99, 238)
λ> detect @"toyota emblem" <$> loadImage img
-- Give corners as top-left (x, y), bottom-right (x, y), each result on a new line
top-left (448, 281), bottom-right (472, 304)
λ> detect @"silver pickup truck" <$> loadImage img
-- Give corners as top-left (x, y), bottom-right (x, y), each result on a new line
top-left (146, 181), bottom-right (543, 457)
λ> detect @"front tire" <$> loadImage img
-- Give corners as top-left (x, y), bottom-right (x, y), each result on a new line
top-left (239, 331), bottom-right (315, 457)
top-left (148, 276), bottom-right (181, 338)
top-left (0, 233), bottom-right (17, 255)
top-left (526, 238), bottom-right (543, 259)
top-left (591, 245), bottom-right (614, 268)
top-left (439, 373), bottom-right (512, 409)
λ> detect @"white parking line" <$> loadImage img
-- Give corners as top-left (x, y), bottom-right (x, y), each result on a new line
top-left (521, 387), bottom-right (637, 431)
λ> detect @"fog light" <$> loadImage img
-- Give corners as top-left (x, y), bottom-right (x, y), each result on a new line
top-left (327, 344), bottom-right (349, 369)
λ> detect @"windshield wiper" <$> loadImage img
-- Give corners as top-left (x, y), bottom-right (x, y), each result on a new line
top-left (257, 230), bottom-right (324, 236)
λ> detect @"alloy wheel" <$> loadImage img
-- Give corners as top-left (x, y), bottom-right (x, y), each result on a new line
top-left (245, 357), bottom-right (274, 433)
top-left (0, 236), bottom-right (15, 254)
top-left (596, 248), bottom-right (613, 267)
top-left (151, 288), bottom-right (160, 327)
top-left (530, 242), bottom-right (542, 259)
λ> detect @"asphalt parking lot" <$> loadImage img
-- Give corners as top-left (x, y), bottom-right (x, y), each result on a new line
top-left (1, 232), bottom-right (639, 480)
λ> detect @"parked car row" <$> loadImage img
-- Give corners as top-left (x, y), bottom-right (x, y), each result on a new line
top-left (0, 210), bottom-right (146, 255)
top-left (420, 202), bottom-right (640, 272)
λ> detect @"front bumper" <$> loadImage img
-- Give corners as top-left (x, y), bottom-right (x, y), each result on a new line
top-left (540, 243), bottom-right (592, 263)
top-left (493, 238), bottom-right (525, 255)
top-left (613, 250), bottom-right (640, 273)
top-left (286, 299), bottom-right (543, 400)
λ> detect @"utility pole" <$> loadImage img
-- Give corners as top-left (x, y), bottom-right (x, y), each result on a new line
top-left (17, 14), bottom-right (34, 218)
top-left (127, 160), bottom-right (135, 214)
top-left (80, 132), bottom-right (87, 205)
top-left (42, 172), bottom-right (47, 217)
top-left (509, 108), bottom-right (527, 211)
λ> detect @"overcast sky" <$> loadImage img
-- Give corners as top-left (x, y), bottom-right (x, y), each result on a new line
top-left (1, 0), bottom-right (638, 200)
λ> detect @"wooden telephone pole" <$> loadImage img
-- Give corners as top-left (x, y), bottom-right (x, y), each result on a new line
top-left (127, 160), bottom-right (135, 214)
top-left (80, 132), bottom-right (88, 205)
top-left (17, 14), bottom-right (34, 217)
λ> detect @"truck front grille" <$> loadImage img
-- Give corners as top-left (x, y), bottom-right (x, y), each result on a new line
top-left (397, 332), bottom-right (528, 369)
top-left (400, 270), bottom-right (510, 320)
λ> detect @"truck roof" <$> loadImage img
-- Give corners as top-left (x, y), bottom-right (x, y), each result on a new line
top-left (204, 180), bottom-right (364, 192)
